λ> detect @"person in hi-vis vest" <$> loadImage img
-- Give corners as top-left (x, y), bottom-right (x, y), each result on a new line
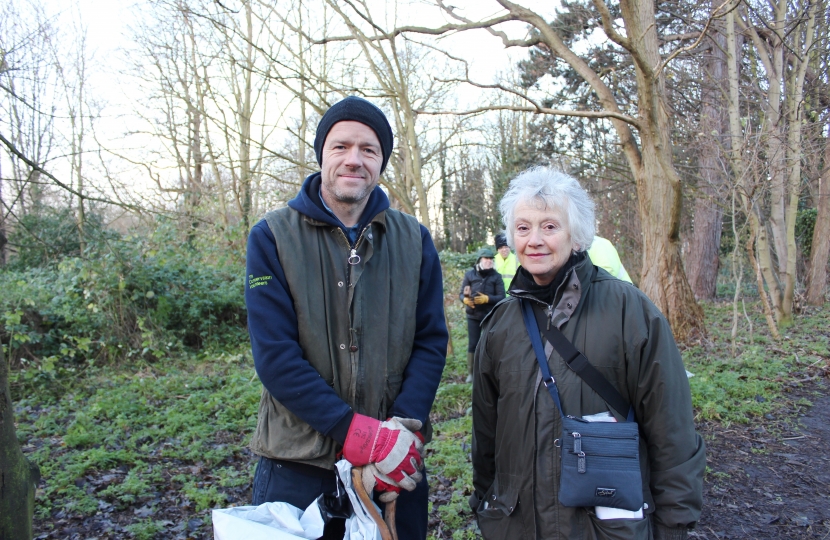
top-left (493, 233), bottom-right (519, 293)
top-left (587, 236), bottom-right (633, 284)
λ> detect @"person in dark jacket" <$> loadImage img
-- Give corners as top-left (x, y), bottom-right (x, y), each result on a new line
top-left (459, 248), bottom-right (505, 382)
top-left (245, 96), bottom-right (448, 540)
top-left (470, 167), bottom-right (705, 540)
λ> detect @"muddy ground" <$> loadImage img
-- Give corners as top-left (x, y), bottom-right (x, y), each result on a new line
top-left (33, 378), bottom-right (830, 539)
top-left (690, 378), bottom-right (830, 539)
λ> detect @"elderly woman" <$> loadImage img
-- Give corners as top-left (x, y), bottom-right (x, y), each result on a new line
top-left (470, 167), bottom-right (705, 540)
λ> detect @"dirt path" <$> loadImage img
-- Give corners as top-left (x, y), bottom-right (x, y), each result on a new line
top-left (694, 380), bottom-right (830, 539)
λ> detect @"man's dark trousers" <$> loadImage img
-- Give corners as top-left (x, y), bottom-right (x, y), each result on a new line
top-left (252, 456), bottom-right (429, 540)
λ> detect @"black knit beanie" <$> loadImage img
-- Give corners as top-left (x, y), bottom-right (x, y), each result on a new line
top-left (314, 96), bottom-right (394, 173)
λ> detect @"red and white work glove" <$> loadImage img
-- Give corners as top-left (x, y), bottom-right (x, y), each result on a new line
top-left (360, 464), bottom-right (403, 503)
top-left (343, 415), bottom-right (424, 494)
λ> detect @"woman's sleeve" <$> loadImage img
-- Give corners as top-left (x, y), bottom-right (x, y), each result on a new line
top-left (629, 305), bottom-right (705, 534)
top-left (459, 271), bottom-right (470, 302)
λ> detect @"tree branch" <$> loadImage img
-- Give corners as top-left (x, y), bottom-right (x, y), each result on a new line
top-left (655, 0), bottom-right (736, 76)
top-left (0, 132), bottom-right (141, 211)
top-left (415, 103), bottom-right (639, 124)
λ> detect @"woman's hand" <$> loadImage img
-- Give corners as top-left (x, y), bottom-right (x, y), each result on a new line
top-left (474, 292), bottom-right (489, 305)
top-left (463, 297), bottom-right (475, 308)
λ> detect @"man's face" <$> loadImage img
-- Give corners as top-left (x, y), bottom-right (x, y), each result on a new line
top-left (498, 245), bottom-right (511, 258)
top-left (321, 121), bottom-right (383, 206)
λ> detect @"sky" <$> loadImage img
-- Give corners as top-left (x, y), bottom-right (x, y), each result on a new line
top-left (57, 0), bottom-right (559, 109)
top-left (25, 0), bottom-right (562, 209)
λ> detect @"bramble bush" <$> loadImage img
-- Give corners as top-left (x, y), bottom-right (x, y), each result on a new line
top-left (1, 220), bottom-right (246, 394)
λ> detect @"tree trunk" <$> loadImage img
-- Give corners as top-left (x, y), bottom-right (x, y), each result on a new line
top-left (0, 168), bottom-right (6, 266)
top-left (806, 137), bottom-right (830, 304)
top-left (726, 7), bottom-right (780, 337)
top-left (0, 346), bottom-right (38, 540)
top-left (636, 141), bottom-right (705, 341)
top-left (686, 10), bottom-right (727, 300)
top-left (622, 0), bottom-right (705, 341)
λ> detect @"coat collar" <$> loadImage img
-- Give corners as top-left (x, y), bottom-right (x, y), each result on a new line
top-left (508, 253), bottom-right (594, 329)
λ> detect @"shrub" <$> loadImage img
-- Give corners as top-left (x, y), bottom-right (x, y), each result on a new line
top-left (1, 221), bottom-right (246, 389)
top-left (6, 206), bottom-right (118, 270)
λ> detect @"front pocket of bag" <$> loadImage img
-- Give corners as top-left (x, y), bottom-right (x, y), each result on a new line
top-left (559, 424), bottom-right (643, 511)
top-left (585, 511), bottom-right (650, 540)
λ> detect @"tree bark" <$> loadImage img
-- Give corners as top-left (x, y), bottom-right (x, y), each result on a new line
top-left (619, 0), bottom-right (705, 341)
top-left (0, 346), bottom-right (38, 540)
top-left (806, 137), bottom-right (830, 304)
top-left (686, 8), bottom-right (727, 300)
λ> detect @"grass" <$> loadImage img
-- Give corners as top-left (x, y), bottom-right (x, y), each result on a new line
top-left (13, 281), bottom-right (829, 538)
top-left (682, 301), bottom-right (830, 424)
top-left (15, 348), bottom-right (260, 532)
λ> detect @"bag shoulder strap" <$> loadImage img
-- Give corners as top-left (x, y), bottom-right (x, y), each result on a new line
top-left (520, 298), bottom-right (565, 417)
top-left (523, 299), bottom-right (635, 422)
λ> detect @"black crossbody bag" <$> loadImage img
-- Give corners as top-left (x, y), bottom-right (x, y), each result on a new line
top-left (520, 298), bottom-right (644, 511)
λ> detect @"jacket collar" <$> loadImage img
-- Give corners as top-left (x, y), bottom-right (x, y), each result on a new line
top-left (287, 172), bottom-right (390, 232)
top-left (508, 252), bottom-right (593, 329)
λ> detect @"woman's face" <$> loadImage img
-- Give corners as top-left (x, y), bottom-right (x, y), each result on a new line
top-left (512, 198), bottom-right (574, 286)
top-left (479, 257), bottom-right (494, 270)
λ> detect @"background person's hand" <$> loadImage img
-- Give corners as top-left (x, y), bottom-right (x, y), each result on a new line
top-left (474, 292), bottom-right (489, 305)
top-left (462, 297), bottom-right (475, 308)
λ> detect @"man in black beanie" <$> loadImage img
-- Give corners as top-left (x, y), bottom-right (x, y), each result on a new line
top-left (245, 96), bottom-right (448, 539)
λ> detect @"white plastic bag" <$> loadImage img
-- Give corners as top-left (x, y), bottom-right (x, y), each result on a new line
top-left (335, 460), bottom-right (382, 540)
top-left (212, 460), bottom-right (382, 540)
top-left (212, 498), bottom-right (324, 540)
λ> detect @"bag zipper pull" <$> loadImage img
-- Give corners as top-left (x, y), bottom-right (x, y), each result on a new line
top-left (573, 432), bottom-right (586, 473)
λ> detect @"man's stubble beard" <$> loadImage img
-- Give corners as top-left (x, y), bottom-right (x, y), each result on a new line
top-left (324, 175), bottom-right (378, 206)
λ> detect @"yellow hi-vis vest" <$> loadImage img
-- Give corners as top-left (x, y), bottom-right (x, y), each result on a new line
top-left (494, 251), bottom-right (520, 292)
top-left (587, 236), bottom-right (633, 283)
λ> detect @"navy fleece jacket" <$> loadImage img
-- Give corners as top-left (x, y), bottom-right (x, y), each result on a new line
top-left (245, 173), bottom-right (448, 445)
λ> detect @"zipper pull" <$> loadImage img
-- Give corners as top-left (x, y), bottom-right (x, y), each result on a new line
top-left (545, 305), bottom-right (552, 329)
top-left (572, 432), bottom-right (586, 473)
top-left (348, 249), bottom-right (360, 266)
top-left (567, 415), bottom-right (588, 423)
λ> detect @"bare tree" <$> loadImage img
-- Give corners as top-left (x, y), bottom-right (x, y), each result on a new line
top-left (805, 0), bottom-right (830, 305)
top-left (806, 136), bottom-right (830, 304)
top-left (0, 0), bottom-right (60, 263)
top-left (126, 0), bottom-right (283, 238)
top-left (686, 1), bottom-right (729, 300)
top-left (46, 9), bottom-right (98, 254)
top-left (384, 0), bottom-right (719, 340)
top-left (731, 0), bottom-right (819, 326)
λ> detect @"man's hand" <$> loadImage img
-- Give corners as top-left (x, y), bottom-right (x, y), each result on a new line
top-left (474, 292), bottom-right (489, 305)
top-left (343, 415), bottom-right (424, 491)
top-left (361, 464), bottom-right (402, 503)
top-left (462, 297), bottom-right (475, 308)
